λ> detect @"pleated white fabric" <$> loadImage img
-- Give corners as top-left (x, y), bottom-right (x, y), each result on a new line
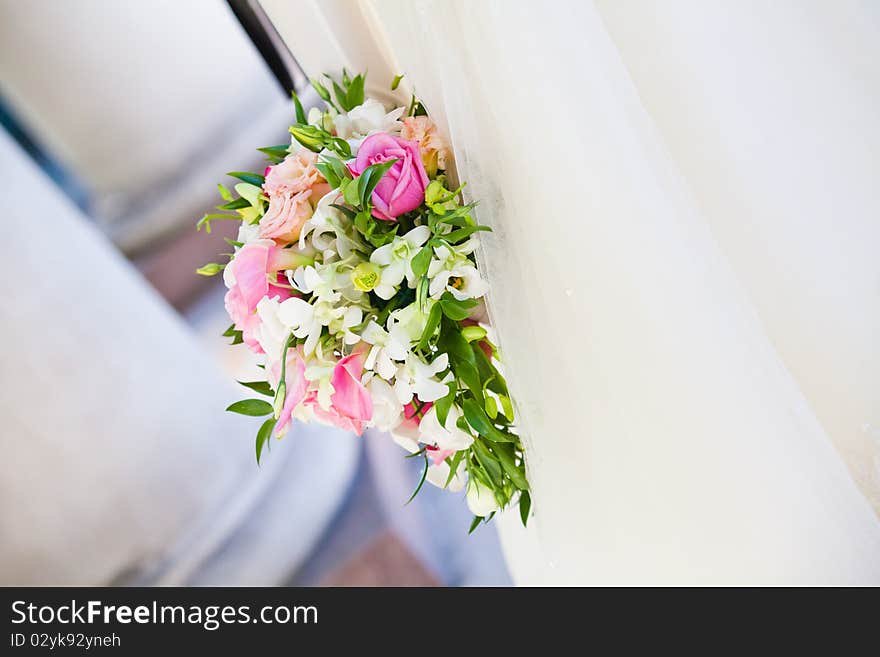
top-left (265, 0), bottom-right (880, 584)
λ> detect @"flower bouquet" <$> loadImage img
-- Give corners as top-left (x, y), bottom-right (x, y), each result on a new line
top-left (197, 71), bottom-right (529, 529)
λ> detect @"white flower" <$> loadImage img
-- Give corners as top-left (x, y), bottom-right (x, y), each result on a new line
top-left (278, 297), bottom-right (320, 353)
top-left (298, 189), bottom-right (341, 251)
top-left (426, 459), bottom-right (466, 492)
top-left (361, 320), bottom-right (409, 380)
top-left (394, 353), bottom-right (450, 405)
top-left (289, 265), bottom-right (341, 304)
top-left (429, 263), bottom-right (488, 301)
top-left (278, 297), bottom-right (354, 355)
top-left (369, 225), bottom-right (431, 299)
top-left (390, 424), bottom-right (420, 454)
top-left (387, 301), bottom-right (432, 343)
top-left (330, 306), bottom-right (363, 346)
top-left (427, 241), bottom-right (487, 301)
top-left (333, 99), bottom-right (404, 140)
top-left (418, 405), bottom-right (473, 452)
top-left (255, 296), bottom-right (289, 371)
top-left (466, 479), bottom-right (499, 517)
top-left (236, 222), bottom-right (262, 247)
top-left (367, 377), bottom-right (404, 432)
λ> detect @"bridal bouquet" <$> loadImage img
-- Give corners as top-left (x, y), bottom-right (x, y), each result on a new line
top-left (197, 71), bottom-right (529, 529)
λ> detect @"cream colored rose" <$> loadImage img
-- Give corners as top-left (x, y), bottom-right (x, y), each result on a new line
top-left (401, 116), bottom-right (450, 177)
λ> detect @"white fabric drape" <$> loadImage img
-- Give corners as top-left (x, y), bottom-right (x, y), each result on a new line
top-left (265, 0), bottom-right (880, 584)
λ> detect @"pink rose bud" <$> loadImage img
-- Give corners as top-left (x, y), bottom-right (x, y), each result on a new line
top-left (350, 133), bottom-right (429, 221)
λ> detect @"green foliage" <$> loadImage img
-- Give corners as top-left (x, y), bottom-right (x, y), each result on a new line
top-left (255, 417), bottom-right (276, 464)
top-left (257, 144), bottom-right (290, 163)
top-left (237, 380), bottom-right (274, 397)
top-left (226, 399), bottom-right (274, 416)
top-left (196, 262), bottom-right (224, 276)
top-left (226, 171), bottom-right (265, 186)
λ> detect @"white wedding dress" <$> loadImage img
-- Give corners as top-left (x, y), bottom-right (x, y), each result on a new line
top-left (263, 0), bottom-right (880, 584)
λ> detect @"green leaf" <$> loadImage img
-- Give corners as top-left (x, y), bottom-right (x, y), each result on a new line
top-left (468, 515), bottom-right (483, 534)
top-left (473, 440), bottom-right (504, 488)
top-left (435, 382), bottom-right (457, 427)
top-left (237, 380), bottom-right (274, 397)
top-left (222, 324), bottom-right (237, 337)
top-left (485, 395), bottom-right (498, 419)
top-left (439, 298), bottom-right (475, 321)
top-left (519, 491), bottom-right (531, 527)
top-left (330, 203), bottom-right (357, 221)
top-left (255, 417), bottom-right (276, 465)
top-left (406, 452), bottom-right (429, 504)
top-left (196, 262), bottom-right (224, 276)
top-left (498, 394), bottom-right (514, 421)
top-left (291, 88), bottom-right (307, 124)
top-left (473, 344), bottom-right (508, 396)
top-left (439, 322), bottom-right (477, 369)
top-left (329, 137), bottom-right (352, 159)
top-left (331, 78), bottom-right (352, 111)
top-left (410, 245), bottom-right (432, 280)
top-left (391, 74), bottom-right (404, 91)
top-left (218, 197), bottom-right (251, 210)
top-left (444, 448), bottom-right (464, 488)
top-left (226, 399), bottom-right (274, 417)
top-left (257, 144), bottom-right (290, 163)
top-left (357, 159), bottom-right (398, 208)
top-left (494, 443), bottom-right (529, 490)
top-left (227, 171), bottom-right (265, 186)
top-left (456, 360), bottom-right (483, 400)
top-left (342, 178), bottom-right (360, 206)
top-left (418, 301), bottom-right (443, 349)
top-left (315, 162), bottom-right (340, 189)
top-left (443, 224), bottom-right (492, 244)
top-left (462, 398), bottom-right (513, 443)
top-left (416, 275), bottom-right (430, 313)
top-left (346, 73), bottom-right (365, 109)
top-left (217, 183), bottom-right (234, 202)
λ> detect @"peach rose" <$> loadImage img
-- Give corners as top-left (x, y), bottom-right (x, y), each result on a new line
top-left (259, 149), bottom-right (330, 242)
top-left (401, 116), bottom-right (450, 177)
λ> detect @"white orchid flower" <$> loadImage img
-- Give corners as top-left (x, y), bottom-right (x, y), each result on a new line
top-left (426, 458), bottom-right (466, 492)
top-left (393, 353), bottom-right (450, 405)
top-left (366, 377), bottom-right (404, 433)
top-left (369, 225), bottom-right (431, 300)
top-left (329, 306), bottom-right (363, 346)
top-left (299, 189), bottom-right (341, 251)
top-left (361, 320), bottom-right (409, 380)
top-left (427, 240), bottom-right (488, 300)
top-left (255, 296), bottom-right (289, 372)
top-left (387, 301), bottom-right (432, 343)
top-left (289, 264), bottom-right (341, 304)
top-left (429, 263), bottom-right (488, 301)
top-left (418, 405), bottom-right (474, 452)
top-left (235, 222), bottom-right (262, 248)
top-left (334, 99), bottom-right (404, 140)
top-left (278, 297), bottom-right (351, 355)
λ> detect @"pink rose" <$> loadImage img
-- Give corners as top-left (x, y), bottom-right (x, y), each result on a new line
top-left (350, 133), bottom-right (429, 221)
top-left (223, 240), bottom-right (302, 352)
top-left (259, 150), bottom-right (330, 242)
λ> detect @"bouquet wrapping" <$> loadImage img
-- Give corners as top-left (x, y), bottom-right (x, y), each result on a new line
top-left (198, 72), bottom-right (529, 529)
